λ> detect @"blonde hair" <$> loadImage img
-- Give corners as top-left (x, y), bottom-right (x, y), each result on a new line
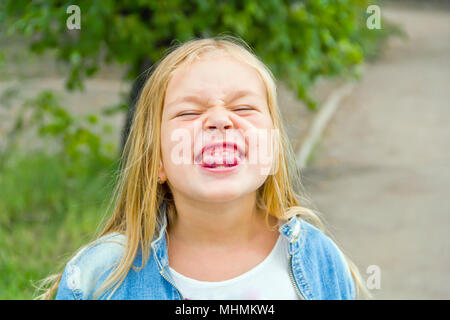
top-left (36, 35), bottom-right (370, 300)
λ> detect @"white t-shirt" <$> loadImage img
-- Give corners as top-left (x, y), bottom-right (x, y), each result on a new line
top-left (168, 234), bottom-right (300, 300)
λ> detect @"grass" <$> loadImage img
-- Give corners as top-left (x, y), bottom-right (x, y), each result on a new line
top-left (0, 150), bottom-right (119, 299)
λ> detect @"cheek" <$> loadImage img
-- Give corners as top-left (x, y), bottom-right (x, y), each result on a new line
top-left (160, 123), bottom-right (194, 170)
top-left (160, 126), bottom-right (171, 162)
top-left (245, 113), bottom-right (274, 148)
top-left (247, 110), bottom-right (273, 129)
top-left (160, 124), bottom-right (178, 172)
top-left (260, 113), bottom-right (274, 129)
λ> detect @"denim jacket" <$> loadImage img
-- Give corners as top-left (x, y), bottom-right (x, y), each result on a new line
top-left (55, 204), bottom-right (356, 300)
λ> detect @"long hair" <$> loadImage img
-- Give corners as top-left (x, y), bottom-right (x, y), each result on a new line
top-left (36, 35), bottom-right (370, 299)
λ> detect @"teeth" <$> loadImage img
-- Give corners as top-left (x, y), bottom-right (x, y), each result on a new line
top-left (202, 155), bottom-right (237, 165)
top-left (201, 147), bottom-right (241, 165)
top-left (203, 154), bottom-right (215, 165)
top-left (197, 144), bottom-right (244, 168)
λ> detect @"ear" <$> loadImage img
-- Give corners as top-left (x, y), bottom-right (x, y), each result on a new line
top-left (158, 159), bottom-right (167, 183)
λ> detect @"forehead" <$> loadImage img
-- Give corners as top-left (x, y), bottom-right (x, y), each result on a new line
top-left (164, 53), bottom-right (267, 104)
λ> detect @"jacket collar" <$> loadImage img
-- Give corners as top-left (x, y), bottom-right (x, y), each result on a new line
top-left (150, 201), bottom-right (305, 270)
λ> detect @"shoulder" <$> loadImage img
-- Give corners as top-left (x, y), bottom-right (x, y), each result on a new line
top-left (55, 233), bottom-right (126, 300)
top-left (297, 220), bottom-right (356, 300)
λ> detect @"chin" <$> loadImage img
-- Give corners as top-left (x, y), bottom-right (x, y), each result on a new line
top-left (195, 185), bottom-right (247, 203)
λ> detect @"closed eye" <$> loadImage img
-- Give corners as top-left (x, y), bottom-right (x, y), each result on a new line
top-left (176, 106), bottom-right (256, 118)
top-left (177, 111), bottom-right (200, 117)
top-left (233, 107), bottom-right (254, 112)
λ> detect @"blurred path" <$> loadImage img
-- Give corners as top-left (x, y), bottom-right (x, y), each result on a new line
top-left (302, 4), bottom-right (450, 299)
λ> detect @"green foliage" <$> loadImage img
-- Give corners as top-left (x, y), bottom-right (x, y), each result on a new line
top-left (0, 91), bottom-right (119, 298)
top-left (0, 0), bottom-right (390, 109)
top-left (0, 151), bottom-right (118, 299)
top-left (1, 90), bottom-right (116, 175)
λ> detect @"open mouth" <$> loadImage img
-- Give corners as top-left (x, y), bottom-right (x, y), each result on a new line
top-left (195, 142), bottom-right (245, 169)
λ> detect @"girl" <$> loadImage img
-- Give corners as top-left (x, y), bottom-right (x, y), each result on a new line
top-left (38, 36), bottom-right (368, 300)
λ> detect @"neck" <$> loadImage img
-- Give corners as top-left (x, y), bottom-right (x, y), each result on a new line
top-left (167, 192), bottom-right (277, 248)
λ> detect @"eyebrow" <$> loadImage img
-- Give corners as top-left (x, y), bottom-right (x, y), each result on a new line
top-left (166, 89), bottom-right (262, 109)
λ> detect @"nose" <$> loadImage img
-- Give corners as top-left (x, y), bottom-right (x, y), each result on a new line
top-left (204, 107), bottom-right (233, 132)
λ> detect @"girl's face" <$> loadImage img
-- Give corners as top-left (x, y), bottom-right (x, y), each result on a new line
top-left (160, 52), bottom-right (275, 203)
